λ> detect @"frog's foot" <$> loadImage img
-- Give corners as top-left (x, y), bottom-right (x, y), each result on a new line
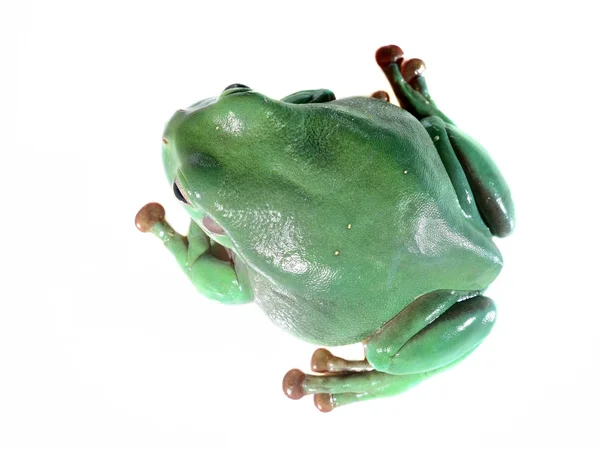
top-left (375, 45), bottom-right (453, 124)
top-left (310, 348), bottom-right (371, 373)
top-left (283, 291), bottom-right (496, 411)
top-left (283, 349), bottom-right (369, 412)
top-left (375, 45), bottom-right (515, 236)
top-left (283, 348), bottom-right (422, 412)
top-left (283, 365), bottom-right (434, 412)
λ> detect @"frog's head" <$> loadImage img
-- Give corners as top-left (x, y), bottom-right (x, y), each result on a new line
top-left (162, 84), bottom-right (302, 250)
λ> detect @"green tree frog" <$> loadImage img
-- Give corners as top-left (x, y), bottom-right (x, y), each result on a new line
top-left (135, 45), bottom-right (514, 412)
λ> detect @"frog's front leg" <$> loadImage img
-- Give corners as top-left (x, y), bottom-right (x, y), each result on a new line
top-left (135, 203), bottom-right (252, 304)
top-left (283, 290), bottom-right (496, 412)
top-left (376, 45), bottom-right (515, 236)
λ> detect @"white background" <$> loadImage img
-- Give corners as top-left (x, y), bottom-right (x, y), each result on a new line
top-left (3, 1), bottom-right (599, 448)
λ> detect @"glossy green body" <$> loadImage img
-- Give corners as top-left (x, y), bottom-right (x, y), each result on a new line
top-left (163, 94), bottom-right (501, 345)
top-left (138, 46), bottom-right (514, 410)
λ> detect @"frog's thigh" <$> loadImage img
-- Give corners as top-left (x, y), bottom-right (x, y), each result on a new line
top-left (365, 290), bottom-right (496, 375)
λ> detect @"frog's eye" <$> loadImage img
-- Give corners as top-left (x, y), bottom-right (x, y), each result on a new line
top-left (173, 181), bottom-right (190, 205)
top-left (223, 83), bottom-right (249, 91)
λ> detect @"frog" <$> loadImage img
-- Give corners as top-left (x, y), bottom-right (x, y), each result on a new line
top-left (135, 44), bottom-right (515, 412)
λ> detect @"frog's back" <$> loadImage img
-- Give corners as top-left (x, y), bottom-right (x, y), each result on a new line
top-left (232, 96), bottom-right (502, 346)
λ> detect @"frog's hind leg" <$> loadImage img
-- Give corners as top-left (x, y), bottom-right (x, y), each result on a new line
top-left (283, 347), bottom-right (430, 412)
top-left (283, 290), bottom-right (496, 411)
top-left (283, 365), bottom-right (433, 412)
top-left (422, 116), bottom-right (515, 236)
top-left (283, 349), bottom-right (476, 412)
top-left (375, 45), bottom-right (515, 236)
top-left (370, 90), bottom-right (390, 102)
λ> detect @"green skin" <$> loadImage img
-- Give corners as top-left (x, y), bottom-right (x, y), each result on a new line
top-left (136, 46), bottom-right (514, 412)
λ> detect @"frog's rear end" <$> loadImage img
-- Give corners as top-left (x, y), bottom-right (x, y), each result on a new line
top-left (236, 96), bottom-right (502, 346)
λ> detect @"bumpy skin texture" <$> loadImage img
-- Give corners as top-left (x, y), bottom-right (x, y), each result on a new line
top-left (138, 46), bottom-right (514, 410)
top-left (164, 94), bottom-right (501, 345)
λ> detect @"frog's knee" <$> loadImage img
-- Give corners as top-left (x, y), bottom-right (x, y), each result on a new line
top-left (366, 296), bottom-right (497, 375)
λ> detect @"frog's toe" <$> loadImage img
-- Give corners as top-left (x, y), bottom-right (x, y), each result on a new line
top-left (311, 348), bottom-right (335, 373)
top-left (375, 44), bottom-right (404, 68)
top-left (313, 393), bottom-right (335, 413)
top-left (283, 366), bottom-right (442, 411)
top-left (316, 392), bottom-right (378, 412)
top-left (370, 90), bottom-right (390, 101)
top-left (284, 352), bottom-right (375, 411)
top-left (282, 368), bottom-right (400, 411)
top-left (310, 347), bottom-right (371, 373)
top-left (401, 58), bottom-right (425, 81)
top-left (135, 202), bottom-right (165, 232)
top-left (282, 369), bottom-right (307, 400)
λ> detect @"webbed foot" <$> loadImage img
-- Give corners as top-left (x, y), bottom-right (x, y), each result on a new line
top-left (283, 291), bottom-right (496, 411)
top-left (283, 348), bottom-right (408, 412)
